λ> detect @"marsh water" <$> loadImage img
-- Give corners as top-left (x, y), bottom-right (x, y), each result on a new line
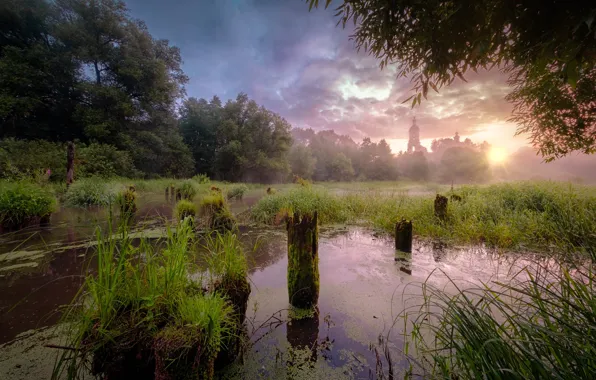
top-left (0, 194), bottom-right (546, 378)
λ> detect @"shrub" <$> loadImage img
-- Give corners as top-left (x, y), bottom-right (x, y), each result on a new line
top-left (78, 143), bottom-right (139, 178)
top-left (0, 138), bottom-right (66, 181)
top-left (226, 184), bottom-right (248, 200)
top-left (193, 173), bottom-right (210, 184)
top-left (0, 181), bottom-right (57, 229)
top-left (174, 200), bottom-right (197, 221)
top-left (64, 178), bottom-right (121, 207)
top-left (178, 180), bottom-right (198, 200)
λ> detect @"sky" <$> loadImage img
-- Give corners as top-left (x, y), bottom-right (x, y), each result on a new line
top-left (126, 0), bottom-right (531, 154)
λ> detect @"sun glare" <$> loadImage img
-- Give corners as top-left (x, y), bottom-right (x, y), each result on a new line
top-left (488, 147), bottom-right (508, 164)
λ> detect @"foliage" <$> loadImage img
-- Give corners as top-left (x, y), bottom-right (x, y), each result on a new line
top-left (0, 181), bottom-right (57, 229)
top-left (0, 138), bottom-right (66, 181)
top-left (174, 199), bottom-right (197, 221)
top-left (289, 144), bottom-right (317, 179)
top-left (396, 152), bottom-right (430, 181)
top-left (226, 184), bottom-right (249, 200)
top-left (0, 0), bottom-right (193, 178)
top-left (308, 0), bottom-right (596, 160)
top-left (439, 147), bottom-right (490, 183)
top-left (409, 265), bottom-right (596, 379)
top-left (63, 178), bottom-right (121, 207)
top-left (329, 152), bottom-right (355, 181)
top-left (78, 143), bottom-right (139, 178)
top-left (178, 180), bottom-right (198, 200)
top-left (193, 173), bottom-right (210, 184)
top-left (252, 182), bottom-right (596, 255)
top-left (179, 93), bottom-right (293, 182)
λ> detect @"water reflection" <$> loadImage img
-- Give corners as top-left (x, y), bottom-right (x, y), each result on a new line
top-left (287, 307), bottom-right (320, 363)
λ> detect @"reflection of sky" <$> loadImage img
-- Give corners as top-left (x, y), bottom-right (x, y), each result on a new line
top-left (125, 0), bottom-right (530, 152)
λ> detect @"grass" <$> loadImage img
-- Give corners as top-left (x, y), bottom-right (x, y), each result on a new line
top-left (179, 179), bottom-right (198, 200)
top-left (52, 218), bottom-right (238, 379)
top-left (251, 182), bottom-right (596, 255)
top-left (174, 199), bottom-right (197, 221)
top-left (201, 192), bottom-right (237, 231)
top-left (0, 180), bottom-right (57, 229)
top-left (63, 178), bottom-right (122, 207)
top-left (407, 264), bottom-right (596, 379)
top-left (226, 184), bottom-right (249, 200)
top-left (202, 231), bottom-right (248, 284)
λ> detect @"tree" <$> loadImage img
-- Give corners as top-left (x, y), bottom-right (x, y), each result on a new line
top-left (397, 152), bottom-right (429, 181)
top-left (329, 152), bottom-right (355, 181)
top-left (308, 0), bottom-right (596, 160)
top-left (289, 144), bottom-right (317, 179)
top-left (439, 147), bottom-right (490, 183)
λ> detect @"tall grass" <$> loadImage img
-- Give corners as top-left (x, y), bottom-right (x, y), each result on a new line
top-left (53, 218), bottom-right (234, 379)
top-left (63, 178), bottom-right (122, 207)
top-left (408, 264), bottom-right (596, 379)
top-left (202, 231), bottom-right (248, 284)
top-left (0, 180), bottom-right (57, 228)
top-left (251, 182), bottom-right (596, 255)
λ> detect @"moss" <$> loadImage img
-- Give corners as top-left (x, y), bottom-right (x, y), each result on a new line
top-left (286, 211), bottom-right (320, 308)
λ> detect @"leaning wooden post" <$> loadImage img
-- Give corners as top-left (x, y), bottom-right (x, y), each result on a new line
top-left (286, 211), bottom-right (319, 308)
top-left (66, 142), bottom-right (75, 188)
top-left (434, 194), bottom-right (448, 220)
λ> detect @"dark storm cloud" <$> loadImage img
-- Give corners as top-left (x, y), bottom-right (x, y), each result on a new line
top-left (125, 0), bottom-right (516, 145)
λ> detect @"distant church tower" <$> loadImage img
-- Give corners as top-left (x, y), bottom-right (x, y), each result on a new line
top-left (407, 117), bottom-right (425, 153)
top-left (454, 131), bottom-right (460, 143)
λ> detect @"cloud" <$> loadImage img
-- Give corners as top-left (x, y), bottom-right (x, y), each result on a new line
top-left (126, 0), bottom-right (523, 149)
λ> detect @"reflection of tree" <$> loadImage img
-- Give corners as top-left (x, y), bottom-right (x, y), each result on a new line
top-left (287, 307), bottom-right (319, 365)
top-left (395, 250), bottom-right (412, 275)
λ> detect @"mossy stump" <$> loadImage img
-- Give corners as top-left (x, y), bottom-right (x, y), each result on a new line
top-left (434, 194), bottom-right (448, 220)
top-left (395, 219), bottom-right (412, 254)
top-left (214, 276), bottom-right (251, 368)
top-left (154, 326), bottom-right (216, 380)
top-left (286, 211), bottom-right (319, 309)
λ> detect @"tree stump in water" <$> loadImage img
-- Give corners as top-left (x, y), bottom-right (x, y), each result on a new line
top-left (175, 188), bottom-right (182, 202)
top-left (434, 194), bottom-right (448, 220)
top-left (286, 211), bottom-right (319, 308)
top-left (170, 184), bottom-right (176, 203)
top-left (165, 187), bottom-right (169, 202)
top-left (395, 219), bottom-right (412, 254)
top-left (66, 142), bottom-right (75, 188)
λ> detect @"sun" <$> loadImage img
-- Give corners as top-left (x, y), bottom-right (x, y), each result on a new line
top-left (488, 147), bottom-right (509, 164)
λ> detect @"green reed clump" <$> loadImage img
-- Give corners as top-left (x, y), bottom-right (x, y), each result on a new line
top-left (53, 219), bottom-right (233, 380)
top-left (408, 265), bottom-right (596, 379)
top-left (174, 199), bottom-right (197, 221)
top-left (115, 187), bottom-right (137, 216)
top-left (63, 178), bottom-right (121, 207)
top-left (179, 179), bottom-right (198, 200)
top-left (193, 173), bottom-right (210, 184)
top-left (201, 192), bottom-right (236, 231)
top-left (0, 181), bottom-right (57, 229)
top-left (226, 184), bottom-right (249, 200)
top-left (251, 182), bottom-right (596, 255)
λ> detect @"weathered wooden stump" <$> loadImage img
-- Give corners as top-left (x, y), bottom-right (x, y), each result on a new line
top-left (170, 184), bottom-right (176, 203)
top-left (175, 188), bottom-right (182, 202)
top-left (165, 187), bottom-right (169, 202)
top-left (434, 194), bottom-right (448, 220)
top-left (395, 219), bottom-right (412, 254)
top-left (286, 211), bottom-right (319, 308)
top-left (66, 142), bottom-right (75, 188)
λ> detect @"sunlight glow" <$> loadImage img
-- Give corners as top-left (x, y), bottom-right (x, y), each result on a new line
top-left (488, 146), bottom-right (509, 164)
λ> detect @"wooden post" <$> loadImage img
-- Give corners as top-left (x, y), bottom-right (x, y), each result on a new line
top-left (434, 194), bottom-right (448, 220)
top-left (165, 187), bottom-right (169, 202)
top-left (286, 211), bottom-right (319, 308)
top-left (66, 142), bottom-right (75, 188)
top-left (176, 188), bottom-right (181, 202)
top-left (395, 219), bottom-right (412, 253)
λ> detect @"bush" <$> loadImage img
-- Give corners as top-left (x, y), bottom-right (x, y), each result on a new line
top-left (0, 138), bottom-right (66, 181)
top-left (226, 184), bottom-right (248, 200)
top-left (178, 180), bottom-right (198, 200)
top-left (64, 178), bottom-right (121, 207)
top-left (0, 181), bottom-right (57, 229)
top-left (78, 143), bottom-right (139, 178)
top-left (174, 200), bottom-right (197, 221)
top-left (193, 174), bottom-right (210, 184)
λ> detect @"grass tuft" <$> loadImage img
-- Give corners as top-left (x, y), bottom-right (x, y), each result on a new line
top-left (63, 178), bottom-right (121, 207)
top-left (174, 199), bottom-right (197, 221)
top-left (0, 181), bottom-right (57, 229)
